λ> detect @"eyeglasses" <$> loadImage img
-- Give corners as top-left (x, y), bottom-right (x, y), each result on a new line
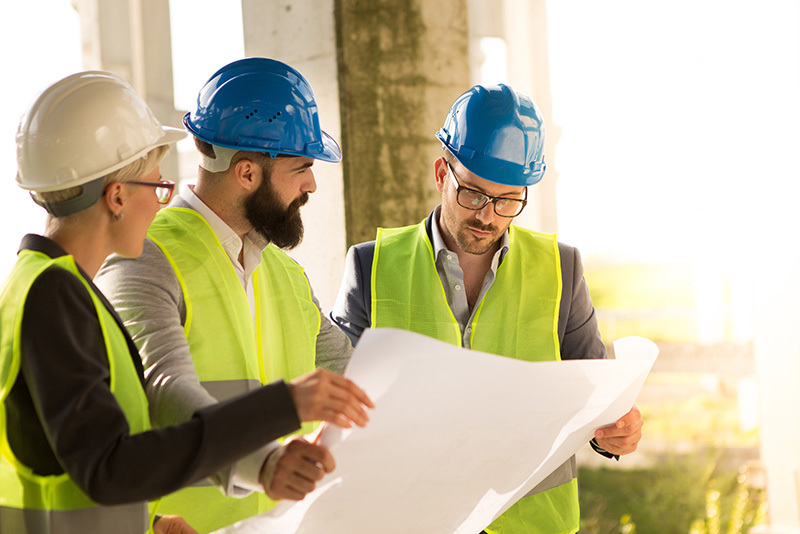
top-left (126, 180), bottom-right (176, 205)
top-left (447, 163), bottom-right (527, 218)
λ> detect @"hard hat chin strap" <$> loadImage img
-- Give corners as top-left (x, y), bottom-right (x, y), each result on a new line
top-left (200, 145), bottom-right (239, 173)
top-left (31, 177), bottom-right (105, 217)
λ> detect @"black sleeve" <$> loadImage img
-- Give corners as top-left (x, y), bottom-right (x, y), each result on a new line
top-left (20, 267), bottom-right (300, 505)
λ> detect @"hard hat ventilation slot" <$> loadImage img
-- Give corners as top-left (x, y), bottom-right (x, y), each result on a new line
top-left (244, 110), bottom-right (283, 122)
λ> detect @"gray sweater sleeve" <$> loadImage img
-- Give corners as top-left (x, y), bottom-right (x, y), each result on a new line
top-left (95, 239), bottom-right (352, 492)
top-left (95, 239), bottom-right (267, 495)
top-left (304, 275), bottom-right (353, 375)
top-left (95, 238), bottom-right (218, 426)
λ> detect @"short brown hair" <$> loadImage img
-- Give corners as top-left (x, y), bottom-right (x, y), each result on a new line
top-left (194, 136), bottom-right (275, 176)
top-left (443, 148), bottom-right (459, 168)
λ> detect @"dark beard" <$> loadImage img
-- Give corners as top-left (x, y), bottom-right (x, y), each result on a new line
top-left (244, 175), bottom-right (308, 249)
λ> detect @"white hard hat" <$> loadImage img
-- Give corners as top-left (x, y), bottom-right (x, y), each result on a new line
top-left (16, 71), bottom-right (185, 193)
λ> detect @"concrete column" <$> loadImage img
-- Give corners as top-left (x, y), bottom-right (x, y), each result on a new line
top-left (335, 0), bottom-right (470, 247)
top-left (73, 0), bottom-right (181, 181)
top-left (503, 0), bottom-right (559, 235)
top-left (74, 0), bottom-right (134, 80)
top-left (749, 5), bottom-right (800, 532)
top-left (246, 0), bottom-right (469, 307)
top-left (240, 0), bottom-right (345, 310)
top-left (466, 0), bottom-right (559, 234)
top-left (466, 0), bottom-right (504, 85)
top-left (754, 261), bottom-right (800, 533)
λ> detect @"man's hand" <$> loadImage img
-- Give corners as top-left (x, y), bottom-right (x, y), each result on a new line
top-left (287, 369), bottom-right (374, 428)
top-left (261, 436), bottom-right (335, 500)
top-left (153, 515), bottom-right (198, 534)
top-left (594, 406), bottom-right (643, 455)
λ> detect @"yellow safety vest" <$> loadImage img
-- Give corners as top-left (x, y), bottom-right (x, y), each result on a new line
top-left (0, 250), bottom-right (154, 534)
top-left (147, 208), bottom-right (320, 533)
top-left (372, 221), bottom-right (579, 534)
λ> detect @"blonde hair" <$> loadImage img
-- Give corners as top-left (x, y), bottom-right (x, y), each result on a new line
top-left (38, 145), bottom-right (170, 230)
top-left (35, 145), bottom-right (170, 205)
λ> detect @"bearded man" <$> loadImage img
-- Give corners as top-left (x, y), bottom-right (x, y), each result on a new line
top-left (95, 58), bottom-right (362, 534)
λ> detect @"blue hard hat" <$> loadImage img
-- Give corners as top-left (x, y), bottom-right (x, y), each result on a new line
top-left (435, 84), bottom-right (546, 187)
top-left (184, 57), bottom-right (341, 162)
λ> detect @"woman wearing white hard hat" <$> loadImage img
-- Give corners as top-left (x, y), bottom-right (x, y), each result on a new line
top-left (0, 71), bottom-right (372, 534)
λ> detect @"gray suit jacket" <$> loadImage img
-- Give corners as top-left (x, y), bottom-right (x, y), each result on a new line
top-left (330, 212), bottom-right (606, 361)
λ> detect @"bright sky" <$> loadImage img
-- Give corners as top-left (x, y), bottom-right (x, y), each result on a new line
top-left (168, 0), bottom-right (244, 112)
top-left (0, 2), bottom-right (82, 273)
top-left (546, 0), bottom-right (800, 262)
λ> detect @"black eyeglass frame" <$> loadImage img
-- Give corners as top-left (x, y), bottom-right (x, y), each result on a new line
top-left (125, 180), bottom-right (176, 205)
top-left (446, 163), bottom-right (527, 218)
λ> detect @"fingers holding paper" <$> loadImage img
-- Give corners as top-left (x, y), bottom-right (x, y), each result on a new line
top-left (261, 436), bottom-right (336, 501)
top-left (594, 405), bottom-right (643, 455)
top-left (287, 369), bottom-right (375, 428)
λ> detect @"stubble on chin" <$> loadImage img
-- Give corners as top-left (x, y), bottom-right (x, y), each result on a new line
top-left (455, 230), bottom-right (496, 255)
top-left (441, 211), bottom-right (497, 256)
top-left (459, 215), bottom-right (505, 254)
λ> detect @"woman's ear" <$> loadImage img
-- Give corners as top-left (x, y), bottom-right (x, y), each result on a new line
top-left (103, 181), bottom-right (125, 219)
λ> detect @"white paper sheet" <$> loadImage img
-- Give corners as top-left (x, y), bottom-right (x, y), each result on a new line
top-left (214, 328), bottom-right (658, 534)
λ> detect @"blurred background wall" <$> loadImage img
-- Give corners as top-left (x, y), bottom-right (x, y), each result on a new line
top-left (2, 1), bottom-right (799, 532)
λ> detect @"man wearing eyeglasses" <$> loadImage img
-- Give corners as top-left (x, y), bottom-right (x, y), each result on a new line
top-left (330, 84), bottom-right (643, 534)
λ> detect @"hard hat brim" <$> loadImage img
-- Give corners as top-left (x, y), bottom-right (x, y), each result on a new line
top-left (17, 126), bottom-right (186, 193)
top-left (185, 114), bottom-right (342, 164)
top-left (317, 131), bottom-right (342, 163)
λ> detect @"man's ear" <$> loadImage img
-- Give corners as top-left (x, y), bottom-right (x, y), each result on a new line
top-left (103, 181), bottom-right (125, 218)
top-left (434, 157), bottom-right (448, 193)
top-left (233, 159), bottom-right (261, 192)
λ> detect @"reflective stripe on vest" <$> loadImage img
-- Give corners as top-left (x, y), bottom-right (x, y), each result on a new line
top-left (0, 251), bottom-right (152, 534)
top-left (147, 208), bottom-right (320, 533)
top-left (372, 221), bottom-right (579, 534)
top-left (0, 502), bottom-right (149, 534)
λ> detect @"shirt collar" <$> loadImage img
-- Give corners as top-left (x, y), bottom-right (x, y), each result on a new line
top-left (179, 185), bottom-right (269, 255)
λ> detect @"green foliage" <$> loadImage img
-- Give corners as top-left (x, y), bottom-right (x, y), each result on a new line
top-left (583, 262), bottom-right (695, 311)
top-left (583, 260), bottom-right (699, 343)
top-left (637, 374), bottom-right (760, 448)
top-left (578, 455), bottom-right (765, 534)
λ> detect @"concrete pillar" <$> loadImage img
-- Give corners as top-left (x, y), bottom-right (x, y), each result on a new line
top-left (73, 0), bottom-right (181, 182)
top-left (242, 1), bottom-right (468, 308)
top-left (335, 0), bottom-right (471, 247)
top-left (503, 0), bottom-right (559, 235)
top-left (240, 0), bottom-right (345, 310)
top-left (466, 0), bottom-right (504, 85)
top-left (466, 0), bottom-right (559, 234)
top-left (754, 260), bottom-right (800, 533)
top-left (749, 5), bottom-right (800, 531)
top-left (74, 0), bottom-right (134, 80)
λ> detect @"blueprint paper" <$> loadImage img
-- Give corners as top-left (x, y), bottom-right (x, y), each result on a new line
top-left (214, 328), bottom-right (658, 534)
